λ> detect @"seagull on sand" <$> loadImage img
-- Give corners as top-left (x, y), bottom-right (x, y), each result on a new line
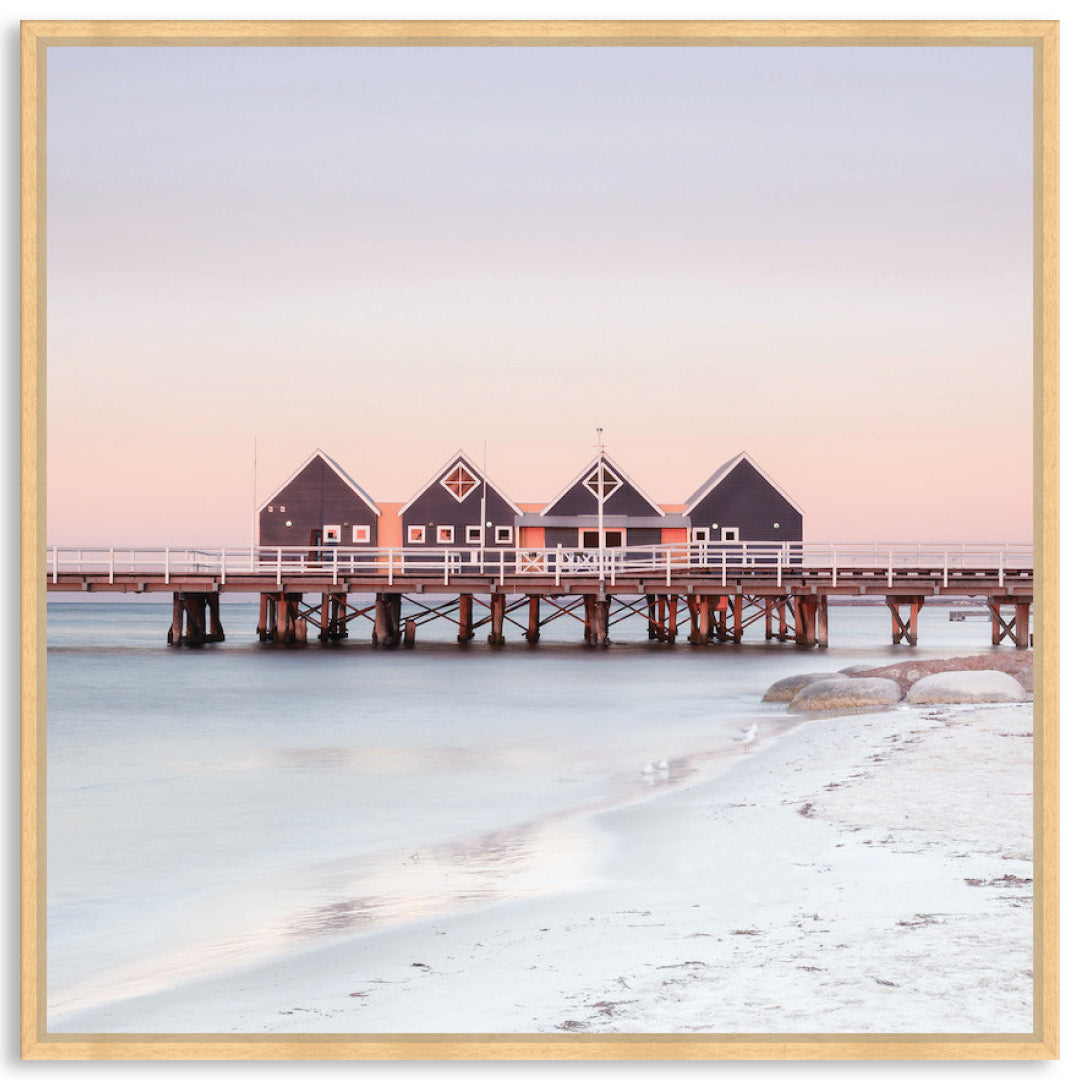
top-left (734, 723), bottom-right (759, 752)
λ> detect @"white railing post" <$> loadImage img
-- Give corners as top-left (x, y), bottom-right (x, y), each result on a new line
top-left (666, 547), bottom-right (672, 587)
top-left (444, 548), bottom-right (450, 586)
top-left (108, 547), bottom-right (115, 584)
top-left (164, 547), bottom-right (170, 586)
top-left (555, 543), bottom-right (562, 587)
top-left (776, 548), bottom-right (781, 587)
top-left (51, 546), bottom-right (58, 584)
top-left (499, 549), bottom-right (505, 587)
top-left (276, 548), bottom-right (282, 588)
top-left (388, 549), bottom-right (394, 586)
top-left (887, 549), bottom-right (893, 588)
top-left (999, 548), bottom-right (1005, 588)
top-left (831, 545), bottom-right (837, 587)
top-left (943, 552), bottom-right (949, 590)
top-left (722, 547), bottom-right (727, 588)
top-left (221, 546), bottom-right (226, 585)
top-left (610, 550), bottom-right (616, 586)
top-left (333, 546), bottom-right (339, 586)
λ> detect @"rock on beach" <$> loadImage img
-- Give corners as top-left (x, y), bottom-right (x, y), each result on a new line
top-left (762, 672), bottom-right (848, 702)
top-left (906, 670), bottom-right (1027, 705)
top-left (787, 676), bottom-right (903, 712)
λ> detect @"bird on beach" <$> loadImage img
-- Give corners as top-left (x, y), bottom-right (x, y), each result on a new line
top-left (734, 723), bottom-right (759, 752)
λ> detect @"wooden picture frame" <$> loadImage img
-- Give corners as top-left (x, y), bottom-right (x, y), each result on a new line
top-left (20, 19), bottom-right (1059, 1061)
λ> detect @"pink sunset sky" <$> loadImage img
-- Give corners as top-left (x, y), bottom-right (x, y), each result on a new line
top-left (45, 45), bottom-right (1034, 546)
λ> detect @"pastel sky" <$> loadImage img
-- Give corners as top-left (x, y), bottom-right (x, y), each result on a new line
top-left (46, 45), bottom-right (1034, 545)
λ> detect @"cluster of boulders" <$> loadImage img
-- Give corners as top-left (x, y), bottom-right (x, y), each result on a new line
top-left (764, 657), bottom-right (1030, 712)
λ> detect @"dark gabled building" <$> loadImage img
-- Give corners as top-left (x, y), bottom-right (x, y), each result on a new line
top-left (519, 452), bottom-right (689, 549)
top-left (258, 449), bottom-right (380, 549)
top-left (684, 452), bottom-right (803, 544)
top-left (398, 451), bottom-right (521, 554)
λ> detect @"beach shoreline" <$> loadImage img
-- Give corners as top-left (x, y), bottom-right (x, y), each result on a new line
top-left (52, 692), bottom-right (1034, 1036)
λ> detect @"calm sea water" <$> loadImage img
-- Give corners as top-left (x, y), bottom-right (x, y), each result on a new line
top-left (46, 598), bottom-right (997, 1024)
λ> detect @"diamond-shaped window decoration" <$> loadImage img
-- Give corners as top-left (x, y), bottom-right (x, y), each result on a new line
top-left (583, 464), bottom-right (622, 502)
top-left (441, 463), bottom-right (479, 502)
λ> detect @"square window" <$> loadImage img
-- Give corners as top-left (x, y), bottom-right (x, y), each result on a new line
top-left (407, 525), bottom-right (426, 544)
top-left (494, 526), bottom-right (513, 544)
top-left (436, 525), bottom-right (455, 544)
top-left (691, 528), bottom-right (709, 543)
top-left (322, 525), bottom-right (341, 544)
top-left (721, 527), bottom-right (740, 542)
top-left (351, 525), bottom-right (370, 544)
top-left (465, 525), bottom-right (482, 544)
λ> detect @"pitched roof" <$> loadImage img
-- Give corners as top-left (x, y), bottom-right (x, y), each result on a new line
top-left (684, 451), bottom-right (804, 515)
top-left (398, 450), bottom-right (522, 517)
top-left (259, 448), bottom-right (381, 515)
top-left (539, 452), bottom-right (665, 517)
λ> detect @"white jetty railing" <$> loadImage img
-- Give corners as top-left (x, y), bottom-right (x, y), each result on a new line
top-left (47, 541), bottom-right (1035, 590)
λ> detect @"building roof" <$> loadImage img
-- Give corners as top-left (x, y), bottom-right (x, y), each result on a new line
top-left (684, 451), bottom-right (805, 515)
top-left (540, 451), bottom-right (665, 517)
top-left (397, 449), bottom-right (522, 517)
top-left (519, 512), bottom-right (690, 529)
top-left (258, 448), bottom-right (381, 516)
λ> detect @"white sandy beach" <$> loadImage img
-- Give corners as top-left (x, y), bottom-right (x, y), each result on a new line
top-left (53, 696), bottom-right (1034, 1036)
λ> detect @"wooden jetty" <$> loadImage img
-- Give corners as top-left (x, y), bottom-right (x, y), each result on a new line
top-left (46, 542), bottom-right (1035, 650)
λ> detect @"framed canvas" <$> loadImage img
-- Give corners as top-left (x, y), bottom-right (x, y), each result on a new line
top-left (20, 19), bottom-right (1059, 1062)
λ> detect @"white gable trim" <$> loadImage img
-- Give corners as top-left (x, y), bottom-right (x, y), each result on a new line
top-left (258, 448), bottom-right (381, 516)
top-left (397, 450), bottom-right (523, 518)
top-left (540, 452), bottom-right (665, 517)
top-left (684, 451), bottom-right (805, 516)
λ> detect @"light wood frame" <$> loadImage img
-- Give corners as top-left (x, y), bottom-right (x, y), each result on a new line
top-left (20, 19), bottom-right (1059, 1061)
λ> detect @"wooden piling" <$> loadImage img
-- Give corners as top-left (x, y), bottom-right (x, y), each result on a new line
top-left (815, 594), bottom-right (828, 648)
top-left (488, 593), bottom-right (506, 646)
top-left (168, 593), bottom-right (184, 646)
top-left (458, 594), bottom-right (474, 643)
top-left (764, 598), bottom-right (773, 641)
top-left (646, 594), bottom-right (657, 640)
top-left (404, 619), bottom-right (417, 648)
top-left (526, 596), bottom-right (541, 644)
top-left (732, 594), bottom-right (743, 644)
top-left (667, 595), bottom-right (678, 643)
top-left (1016, 601), bottom-right (1030, 649)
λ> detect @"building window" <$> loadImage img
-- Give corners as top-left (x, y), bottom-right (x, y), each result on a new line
top-left (407, 525), bottom-right (426, 544)
top-left (323, 525), bottom-right (341, 544)
top-left (721, 527), bottom-right (740, 542)
top-left (494, 525), bottom-right (513, 544)
top-left (441, 463), bottom-right (479, 502)
top-left (267, 506), bottom-right (274, 513)
top-left (465, 525), bottom-right (482, 544)
top-left (691, 527), bottom-right (709, 543)
top-left (436, 525), bottom-right (455, 544)
top-left (582, 464), bottom-right (622, 502)
top-left (352, 525), bottom-right (370, 544)
top-left (580, 529), bottom-right (625, 548)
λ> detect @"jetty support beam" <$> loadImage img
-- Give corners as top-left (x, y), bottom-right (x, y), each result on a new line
top-left (488, 593), bottom-right (506, 646)
top-left (887, 595), bottom-right (924, 646)
top-left (458, 594), bottom-right (474, 643)
top-left (254, 592), bottom-right (304, 645)
top-left (585, 594), bottom-right (609, 647)
top-left (526, 596), bottom-right (541, 644)
top-left (793, 596), bottom-right (819, 647)
top-left (168, 591), bottom-right (225, 647)
top-left (816, 594), bottom-right (829, 648)
top-left (319, 592), bottom-right (348, 642)
top-left (373, 593), bottom-right (402, 648)
top-left (988, 595), bottom-right (1032, 649)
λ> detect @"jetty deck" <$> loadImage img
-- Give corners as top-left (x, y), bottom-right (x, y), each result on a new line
top-left (46, 541), bottom-right (1035, 649)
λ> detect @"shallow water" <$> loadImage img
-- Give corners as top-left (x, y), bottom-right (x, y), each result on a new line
top-left (46, 597), bottom-right (999, 1023)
